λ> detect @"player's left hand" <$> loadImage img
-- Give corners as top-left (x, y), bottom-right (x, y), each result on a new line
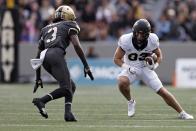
top-left (145, 60), bottom-right (159, 70)
top-left (84, 67), bottom-right (94, 80)
top-left (144, 53), bottom-right (159, 70)
top-left (33, 79), bottom-right (43, 93)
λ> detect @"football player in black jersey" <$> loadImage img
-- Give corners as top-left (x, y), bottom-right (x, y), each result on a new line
top-left (32, 5), bottom-right (94, 122)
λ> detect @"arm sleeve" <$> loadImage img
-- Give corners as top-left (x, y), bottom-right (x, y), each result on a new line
top-left (69, 29), bottom-right (79, 36)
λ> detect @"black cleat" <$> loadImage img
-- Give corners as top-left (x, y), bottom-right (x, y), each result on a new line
top-left (64, 112), bottom-right (77, 122)
top-left (32, 98), bottom-right (48, 119)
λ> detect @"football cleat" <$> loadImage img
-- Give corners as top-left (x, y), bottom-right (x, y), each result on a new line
top-left (64, 112), bottom-right (77, 122)
top-left (178, 111), bottom-right (194, 120)
top-left (32, 98), bottom-right (48, 119)
top-left (128, 100), bottom-right (136, 117)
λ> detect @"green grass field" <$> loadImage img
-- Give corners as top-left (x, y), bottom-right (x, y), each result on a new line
top-left (0, 84), bottom-right (196, 131)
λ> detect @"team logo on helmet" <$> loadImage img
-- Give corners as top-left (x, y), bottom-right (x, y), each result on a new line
top-left (54, 5), bottom-right (76, 21)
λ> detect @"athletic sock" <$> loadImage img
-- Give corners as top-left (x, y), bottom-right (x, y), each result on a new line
top-left (179, 110), bottom-right (186, 115)
top-left (65, 102), bottom-right (72, 113)
top-left (128, 99), bottom-right (135, 103)
top-left (40, 94), bottom-right (53, 104)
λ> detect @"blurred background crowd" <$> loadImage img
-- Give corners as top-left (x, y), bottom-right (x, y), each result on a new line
top-left (1, 0), bottom-right (196, 44)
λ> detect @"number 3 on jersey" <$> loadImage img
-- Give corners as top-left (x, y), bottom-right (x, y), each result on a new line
top-left (46, 27), bottom-right (57, 43)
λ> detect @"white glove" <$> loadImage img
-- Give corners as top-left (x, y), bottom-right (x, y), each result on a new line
top-left (145, 61), bottom-right (159, 70)
top-left (144, 53), bottom-right (159, 70)
top-left (30, 49), bottom-right (48, 70)
top-left (121, 63), bottom-right (137, 74)
top-left (30, 59), bottom-right (43, 70)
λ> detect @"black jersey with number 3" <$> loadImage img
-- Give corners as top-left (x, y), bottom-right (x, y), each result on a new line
top-left (38, 21), bottom-right (80, 51)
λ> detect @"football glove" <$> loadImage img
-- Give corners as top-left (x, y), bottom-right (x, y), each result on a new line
top-left (145, 60), bottom-right (159, 70)
top-left (33, 79), bottom-right (43, 93)
top-left (144, 53), bottom-right (159, 70)
top-left (84, 67), bottom-right (94, 80)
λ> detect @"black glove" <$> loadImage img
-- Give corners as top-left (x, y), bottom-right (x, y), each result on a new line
top-left (33, 79), bottom-right (43, 93)
top-left (84, 67), bottom-right (94, 80)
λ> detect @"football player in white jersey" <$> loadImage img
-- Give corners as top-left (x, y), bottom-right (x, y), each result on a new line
top-left (113, 19), bottom-right (194, 120)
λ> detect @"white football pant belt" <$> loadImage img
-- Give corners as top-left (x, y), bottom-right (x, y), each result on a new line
top-left (30, 49), bottom-right (48, 70)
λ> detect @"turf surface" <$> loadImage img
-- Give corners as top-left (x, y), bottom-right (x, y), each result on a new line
top-left (0, 84), bottom-right (195, 131)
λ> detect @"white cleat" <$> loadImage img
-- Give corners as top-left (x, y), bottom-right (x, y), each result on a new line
top-left (128, 100), bottom-right (136, 117)
top-left (178, 111), bottom-right (194, 120)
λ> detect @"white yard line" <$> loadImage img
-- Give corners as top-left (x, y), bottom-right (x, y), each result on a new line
top-left (0, 124), bottom-right (196, 128)
top-left (0, 118), bottom-right (195, 122)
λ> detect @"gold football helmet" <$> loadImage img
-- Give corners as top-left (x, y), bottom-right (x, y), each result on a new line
top-left (54, 5), bottom-right (76, 21)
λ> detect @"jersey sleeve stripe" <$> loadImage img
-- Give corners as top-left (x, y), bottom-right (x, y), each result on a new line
top-left (68, 28), bottom-right (79, 35)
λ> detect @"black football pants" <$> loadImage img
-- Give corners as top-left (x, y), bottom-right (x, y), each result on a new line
top-left (43, 47), bottom-right (75, 103)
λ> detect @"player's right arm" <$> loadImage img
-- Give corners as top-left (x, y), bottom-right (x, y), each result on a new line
top-left (113, 46), bottom-right (125, 67)
top-left (113, 46), bottom-right (137, 74)
top-left (114, 34), bottom-right (138, 74)
top-left (35, 35), bottom-right (45, 81)
top-left (33, 35), bottom-right (44, 93)
top-left (35, 49), bottom-right (42, 80)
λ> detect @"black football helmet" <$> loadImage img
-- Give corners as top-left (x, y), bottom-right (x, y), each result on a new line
top-left (132, 19), bottom-right (151, 41)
